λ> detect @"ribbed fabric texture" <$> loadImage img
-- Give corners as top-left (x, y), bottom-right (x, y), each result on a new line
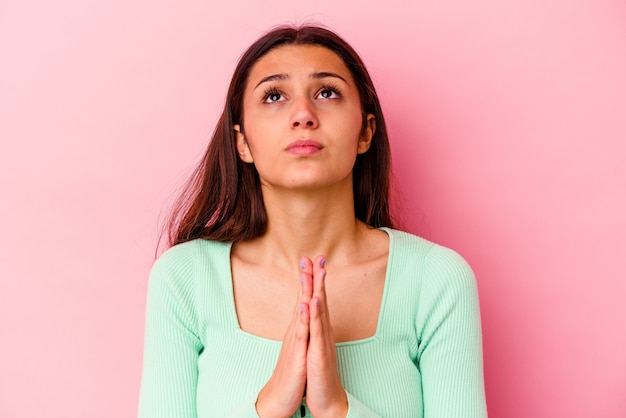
top-left (138, 228), bottom-right (487, 417)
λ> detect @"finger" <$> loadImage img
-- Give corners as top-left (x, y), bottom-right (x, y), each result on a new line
top-left (295, 302), bottom-right (310, 341)
top-left (309, 271), bottom-right (333, 347)
top-left (312, 255), bottom-right (327, 298)
top-left (300, 257), bottom-right (314, 302)
top-left (288, 269), bottom-right (312, 344)
top-left (308, 296), bottom-right (323, 339)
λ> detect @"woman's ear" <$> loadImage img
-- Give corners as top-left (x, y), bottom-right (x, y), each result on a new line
top-left (233, 124), bottom-right (254, 163)
top-left (357, 114), bottom-right (376, 154)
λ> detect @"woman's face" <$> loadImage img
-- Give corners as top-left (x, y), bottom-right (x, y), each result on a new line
top-left (234, 44), bottom-right (375, 192)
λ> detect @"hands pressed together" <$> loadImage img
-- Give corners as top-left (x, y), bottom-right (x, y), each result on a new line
top-left (255, 256), bottom-right (348, 418)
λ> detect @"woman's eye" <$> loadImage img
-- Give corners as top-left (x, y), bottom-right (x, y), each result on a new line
top-left (263, 91), bottom-right (284, 103)
top-left (318, 88), bottom-right (340, 99)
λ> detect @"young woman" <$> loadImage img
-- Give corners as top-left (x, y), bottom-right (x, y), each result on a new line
top-left (138, 25), bottom-right (487, 417)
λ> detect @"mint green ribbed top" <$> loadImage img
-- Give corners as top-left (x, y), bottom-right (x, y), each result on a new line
top-left (138, 228), bottom-right (487, 417)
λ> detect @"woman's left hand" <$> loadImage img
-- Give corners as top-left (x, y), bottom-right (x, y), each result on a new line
top-left (301, 256), bottom-right (349, 418)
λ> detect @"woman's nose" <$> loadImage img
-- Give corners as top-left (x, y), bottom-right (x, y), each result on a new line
top-left (290, 96), bottom-right (319, 129)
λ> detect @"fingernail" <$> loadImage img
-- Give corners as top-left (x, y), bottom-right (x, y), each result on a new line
top-left (321, 257), bottom-right (326, 267)
top-left (299, 274), bottom-right (303, 283)
top-left (299, 259), bottom-right (305, 270)
top-left (317, 299), bottom-right (321, 307)
top-left (299, 303), bottom-right (304, 313)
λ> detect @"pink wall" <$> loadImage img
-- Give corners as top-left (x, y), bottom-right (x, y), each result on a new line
top-left (1, 0), bottom-right (624, 417)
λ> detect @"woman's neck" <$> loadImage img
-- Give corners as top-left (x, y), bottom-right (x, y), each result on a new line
top-left (241, 182), bottom-right (368, 270)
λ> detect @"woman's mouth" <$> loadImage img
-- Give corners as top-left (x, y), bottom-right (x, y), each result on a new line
top-left (286, 140), bottom-right (323, 155)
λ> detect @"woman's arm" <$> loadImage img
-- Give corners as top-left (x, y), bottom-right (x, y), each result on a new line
top-left (138, 244), bottom-right (268, 418)
top-left (417, 246), bottom-right (488, 417)
top-left (138, 248), bottom-right (203, 418)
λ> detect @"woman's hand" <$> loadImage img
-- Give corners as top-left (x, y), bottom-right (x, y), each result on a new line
top-left (255, 259), bottom-right (313, 418)
top-left (256, 256), bottom-right (347, 418)
top-left (304, 256), bottom-right (349, 418)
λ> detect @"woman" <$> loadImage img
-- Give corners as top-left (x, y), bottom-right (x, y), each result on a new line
top-left (139, 25), bottom-right (487, 417)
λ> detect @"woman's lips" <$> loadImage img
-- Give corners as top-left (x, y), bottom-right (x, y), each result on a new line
top-left (286, 140), bottom-right (323, 155)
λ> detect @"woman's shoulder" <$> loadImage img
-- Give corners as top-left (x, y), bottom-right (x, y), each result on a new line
top-left (156, 238), bottom-right (230, 263)
top-left (145, 239), bottom-right (234, 334)
top-left (383, 227), bottom-right (434, 252)
top-left (384, 227), bottom-right (475, 287)
top-left (149, 239), bottom-right (231, 286)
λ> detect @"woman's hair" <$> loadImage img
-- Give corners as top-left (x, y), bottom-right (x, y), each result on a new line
top-left (166, 24), bottom-right (393, 247)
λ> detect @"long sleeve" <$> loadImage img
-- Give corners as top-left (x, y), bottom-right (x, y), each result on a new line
top-left (345, 392), bottom-right (382, 417)
top-left (416, 246), bottom-right (488, 417)
top-left (138, 243), bottom-right (264, 418)
top-left (138, 246), bottom-right (203, 418)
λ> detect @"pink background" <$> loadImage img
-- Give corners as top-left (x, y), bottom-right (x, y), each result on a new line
top-left (1, 0), bottom-right (625, 417)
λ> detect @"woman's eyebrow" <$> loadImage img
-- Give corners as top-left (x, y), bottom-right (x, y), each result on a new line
top-left (254, 73), bottom-right (288, 89)
top-left (254, 71), bottom-right (348, 90)
top-left (310, 71), bottom-right (347, 83)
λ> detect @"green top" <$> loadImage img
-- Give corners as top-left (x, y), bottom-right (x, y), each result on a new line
top-left (138, 228), bottom-right (487, 417)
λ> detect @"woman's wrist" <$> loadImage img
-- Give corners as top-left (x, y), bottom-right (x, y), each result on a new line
top-left (309, 390), bottom-right (349, 418)
top-left (255, 386), bottom-right (295, 418)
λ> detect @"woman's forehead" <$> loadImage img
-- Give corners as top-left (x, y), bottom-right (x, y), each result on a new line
top-left (247, 44), bottom-right (352, 86)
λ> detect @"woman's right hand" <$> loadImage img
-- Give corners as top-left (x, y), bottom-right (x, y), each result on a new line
top-left (255, 258), bottom-right (314, 418)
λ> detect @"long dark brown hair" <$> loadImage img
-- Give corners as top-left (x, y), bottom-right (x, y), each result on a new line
top-left (165, 24), bottom-right (393, 247)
